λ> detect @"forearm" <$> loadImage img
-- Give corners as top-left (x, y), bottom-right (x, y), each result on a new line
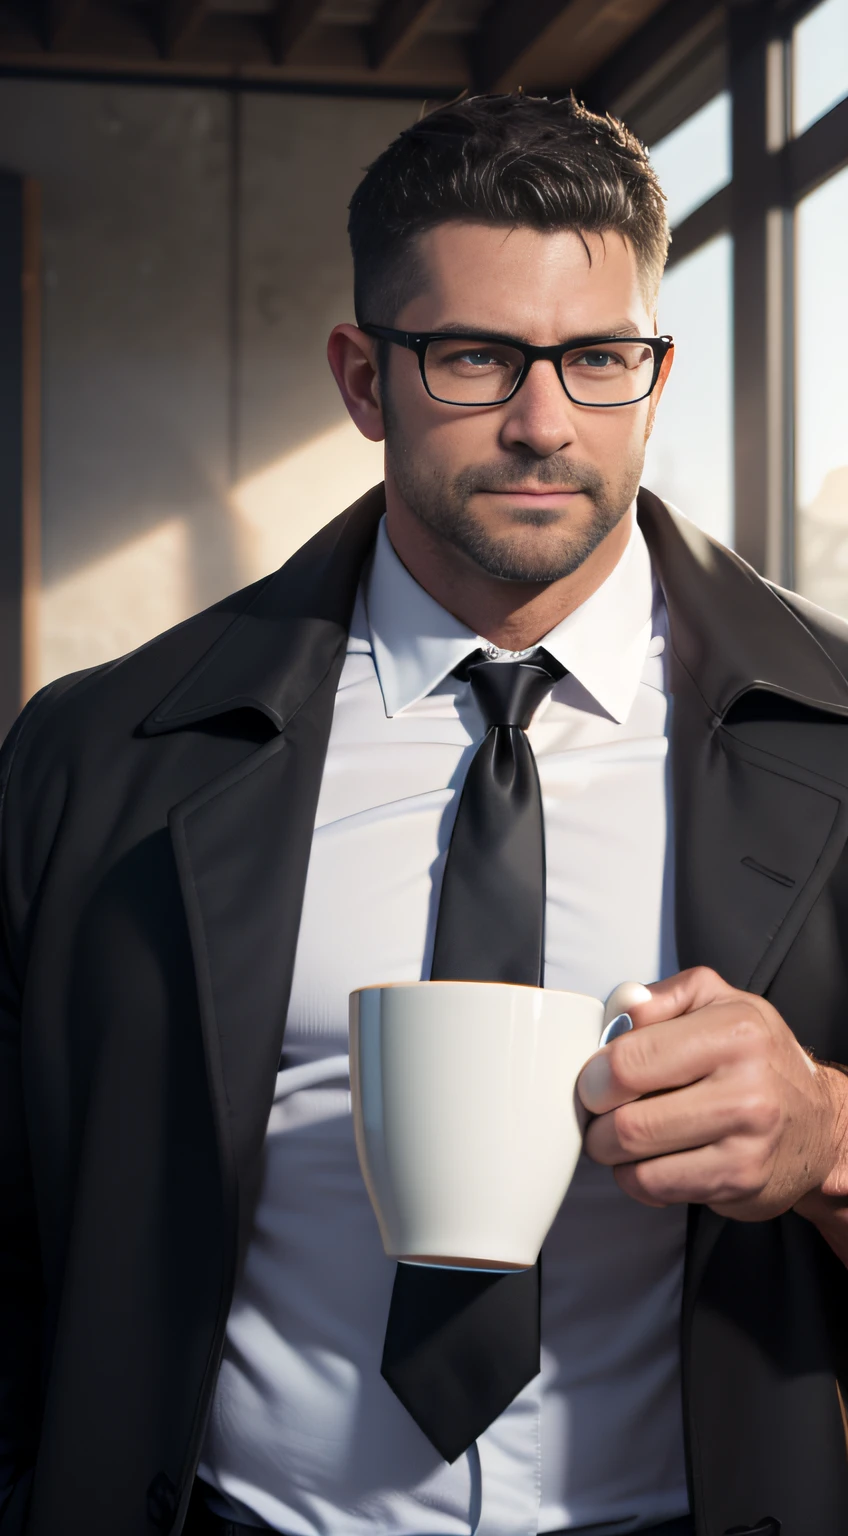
top-left (795, 1064), bottom-right (848, 1267)
top-left (796, 1190), bottom-right (848, 1266)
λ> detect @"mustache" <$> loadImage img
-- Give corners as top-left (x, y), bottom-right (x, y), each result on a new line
top-left (457, 456), bottom-right (604, 497)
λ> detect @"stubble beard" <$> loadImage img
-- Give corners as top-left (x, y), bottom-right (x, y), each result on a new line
top-left (384, 413), bottom-right (645, 585)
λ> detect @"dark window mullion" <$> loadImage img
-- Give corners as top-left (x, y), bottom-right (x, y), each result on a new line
top-left (784, 92), bottom-right (848, 203)
top-left (664, 184), bottom-right (731, 270)
top-left (729, 1), bottom-right (774, 576)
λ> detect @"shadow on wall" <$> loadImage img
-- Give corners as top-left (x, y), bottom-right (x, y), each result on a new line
top-left (0, 78), bottom-right (411, 691)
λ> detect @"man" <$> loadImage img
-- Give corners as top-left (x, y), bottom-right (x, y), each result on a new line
top-left (2, 91), bottom-right (848, 1536)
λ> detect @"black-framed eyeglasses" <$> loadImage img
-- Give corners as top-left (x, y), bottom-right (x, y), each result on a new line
top-left (361, 325), bottom-right (673, 409)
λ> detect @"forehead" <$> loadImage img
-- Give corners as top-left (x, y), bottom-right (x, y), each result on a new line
top-left (397, 221), bottom-right (653, 338)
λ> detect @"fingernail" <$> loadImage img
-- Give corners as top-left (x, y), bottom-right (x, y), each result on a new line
top-left (577, 1051), bottom-right (612, 1113)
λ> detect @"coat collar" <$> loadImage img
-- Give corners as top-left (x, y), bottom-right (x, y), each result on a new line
top-left (143, 481), bottom-right (848, 737)
top-left (142, 483), bottom-right (387, 737)
top-left (637, 487), bottom-right (848, 722)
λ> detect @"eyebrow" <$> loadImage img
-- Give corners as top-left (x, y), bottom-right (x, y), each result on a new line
top-left (424, 321), bottom-right (645, 345)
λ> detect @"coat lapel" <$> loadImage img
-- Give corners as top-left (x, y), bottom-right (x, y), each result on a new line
top-left (142, 485), bottom-right (385, 1261)
top-left (639, 487), bottom-right (848, 999)
top-left (667, 663), bottom-right (848, 995)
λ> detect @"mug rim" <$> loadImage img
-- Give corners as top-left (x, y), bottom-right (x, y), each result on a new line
top-left (349, 979), bottom-right (600, 1004)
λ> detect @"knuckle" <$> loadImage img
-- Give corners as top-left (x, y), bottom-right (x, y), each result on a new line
top-left (608, 1034), bottom-right (648, 1095)
top-left (737, 1089), bottom-right (780, 1136)
top-left (722, 1147), bottom-right (768, 1201)
top-left (612, 1103), bottom-right (644, 1157)
top-left (620, 1162), bottom-right (647, 1196)
top-left (691, 965), bottom-right (720, 988)
top-left (587, 1123), bottom-right (617, 1166)
top-left (627, 1162), bottom-right (667, 1203)
top-left (729, 1008), bottom-right (771, 1054)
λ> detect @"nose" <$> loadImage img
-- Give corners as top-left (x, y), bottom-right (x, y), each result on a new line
top-left (499, 357), bottom-right (580, 458)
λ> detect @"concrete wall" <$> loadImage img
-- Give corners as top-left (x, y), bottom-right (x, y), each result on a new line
top-left (0, 80), bottom-right (412, 688)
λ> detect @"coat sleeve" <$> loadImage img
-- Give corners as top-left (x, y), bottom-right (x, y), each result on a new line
top-left (0, 687), bottom-right (62, 1527)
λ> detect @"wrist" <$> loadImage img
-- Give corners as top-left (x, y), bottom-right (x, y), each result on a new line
top-left (795, 1064), bottom-right (848, 1228)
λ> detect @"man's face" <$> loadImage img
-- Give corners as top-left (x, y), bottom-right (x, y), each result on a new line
top-left (379, 222), bottom-right (670, 584)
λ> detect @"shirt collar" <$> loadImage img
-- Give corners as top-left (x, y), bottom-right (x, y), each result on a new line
top-left (539, 514), bottom-right (656, 722)
top-left (365, 510), bottom-right (656, 724)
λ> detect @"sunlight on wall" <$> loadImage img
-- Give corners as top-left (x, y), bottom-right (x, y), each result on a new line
top-left (40, 517), bottom-right (190, 687)
top-left (231, 418), bottom-right (385, 582)
top-left (36, 422), bottom-right (384, 691)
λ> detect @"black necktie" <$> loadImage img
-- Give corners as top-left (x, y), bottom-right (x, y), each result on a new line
top-left (380, 648), bottom-right (565, 1463)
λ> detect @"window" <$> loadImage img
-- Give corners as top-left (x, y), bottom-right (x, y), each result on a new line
top-left (794, 163), bottom-right (848, 616)
top-left (648, 92), bottom-right (731, 229)
top-left (793, 0), bottom-right (848, 136)
top-left (643, 235), bottom-right (734, 547)
top-left (612, 4), bottom-right (848, 579)
top-left (643, 92), bottom-right (734, 545)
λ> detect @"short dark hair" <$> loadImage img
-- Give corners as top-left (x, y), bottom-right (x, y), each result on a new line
top-left (348, 92), bottom-right (669, 326)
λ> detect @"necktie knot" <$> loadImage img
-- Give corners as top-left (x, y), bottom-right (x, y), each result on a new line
top-left (462, 649), bottom-right (565, 730)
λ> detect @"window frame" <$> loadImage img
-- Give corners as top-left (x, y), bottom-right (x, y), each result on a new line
top-left (592, 0), bottom-right (848, 584)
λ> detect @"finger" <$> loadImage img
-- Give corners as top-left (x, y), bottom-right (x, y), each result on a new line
top-left (584, 1071), bottom-right (777, 1166)
top-left (613, 1138), bottom-right (772, 1210)
top-left (628, 966), bottom-right (743, 1031)
top-left (577, 1008), bottom-right (741, 1115)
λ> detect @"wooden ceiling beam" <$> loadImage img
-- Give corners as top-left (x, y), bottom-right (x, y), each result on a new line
top-left (471, 0), bottom-right (678, 97)
top-left (367, 0), bottom-right (443, 71)
top-left (573, 0), bottom-right (723, 115)
top-left (44, 0), bottom-right (90, 49)
top-left (0, 28), bottom-right (468, 89)
top-left (470, 0), bottom-right (572, 92)
top-left (271, 0), bottom-right (326, 64)
top-left (161, 0), bottom-right (210, 57)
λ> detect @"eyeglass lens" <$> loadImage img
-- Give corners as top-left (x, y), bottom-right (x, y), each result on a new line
top-left (423, 337), bottom-right (657, 406)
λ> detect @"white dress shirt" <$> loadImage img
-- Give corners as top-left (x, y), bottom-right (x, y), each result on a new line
top-left (199, 509), bottom-right (690, 1536)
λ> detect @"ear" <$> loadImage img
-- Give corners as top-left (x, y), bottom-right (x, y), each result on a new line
top-left (327, 324), bottom-right (385, 443)
top-left (644, 340), bottom-right (674, 440)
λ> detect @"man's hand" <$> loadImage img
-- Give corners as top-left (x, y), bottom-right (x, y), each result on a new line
top-left (576, 966), bottom-right (848, 1224)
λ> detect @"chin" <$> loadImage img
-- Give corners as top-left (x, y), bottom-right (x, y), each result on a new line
top-left (498, 505), bottom-right (567, 529)
top-left (460, 532), bottom-right (592, 586)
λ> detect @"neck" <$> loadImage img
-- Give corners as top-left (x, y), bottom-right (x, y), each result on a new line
top-left (383, 492), bottom-right (635, 650)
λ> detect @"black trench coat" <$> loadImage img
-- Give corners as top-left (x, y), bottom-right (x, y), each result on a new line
top-left (2, 486), bottom-right (848, 1536)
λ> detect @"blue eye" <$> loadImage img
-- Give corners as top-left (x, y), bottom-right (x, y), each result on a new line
top-left (458, 350), bottom-right (499, 367)
top-left (574, 350), bottom-right (617, 368)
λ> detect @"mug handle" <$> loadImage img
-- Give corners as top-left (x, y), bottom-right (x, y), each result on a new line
top-left (599, 1012), bottom-right (633, 1047)
top-left (599, 980), bottom-right (653, 1045)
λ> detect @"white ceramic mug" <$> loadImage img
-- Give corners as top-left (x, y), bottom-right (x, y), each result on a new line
top-left (349, 979), bottom-right (649, 1271)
